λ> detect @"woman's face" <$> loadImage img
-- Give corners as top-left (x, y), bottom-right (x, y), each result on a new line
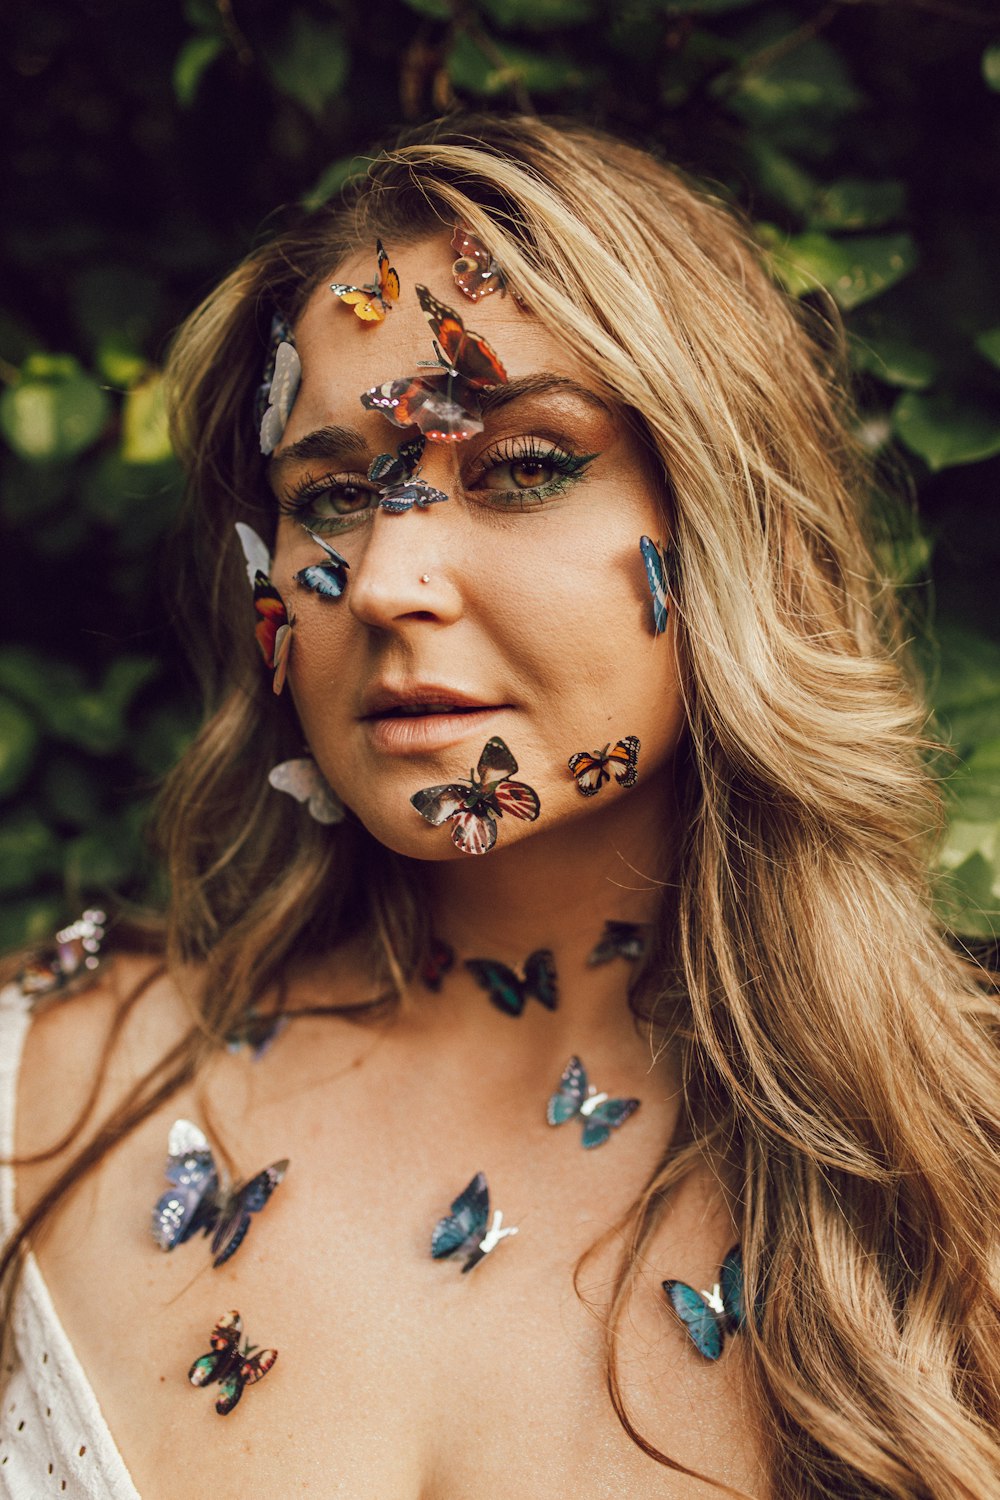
top-left (267, 234), bottom-right (685, 861)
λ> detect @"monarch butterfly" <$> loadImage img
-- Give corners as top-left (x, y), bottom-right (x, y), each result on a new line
top-left (330, 238), bottom-right (400, 321)
top-left (567, 736), bottom-right (640, 796)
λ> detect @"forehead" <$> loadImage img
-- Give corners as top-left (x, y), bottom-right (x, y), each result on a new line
top-left (285, 232), bottom-right (588, 432)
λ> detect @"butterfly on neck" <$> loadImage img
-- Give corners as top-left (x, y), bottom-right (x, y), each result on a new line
top-left (662, 1246), bottom-right (745, 1360)
top-left (546, 1055), bottom-right (640, 1148)
top-left (464, 948), bottom-right (558, 1017)
top-left (587, 920), bottom-right (648, 966)
top-left (431, 1171), bottom-right (518, 1273)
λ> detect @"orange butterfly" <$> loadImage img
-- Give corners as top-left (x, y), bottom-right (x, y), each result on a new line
top-left (567, 737), bottom-right (640, 797)
top-left (330, 239), bottom-right (400, 322)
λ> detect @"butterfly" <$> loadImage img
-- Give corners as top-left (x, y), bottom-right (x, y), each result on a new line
top-left (259, 338), bottom-right (302, 455)
top-left (234, 523), bottom-right (293, 693)
top-left (464, 949), bottom-right (558, 1018)
top-left (546, 1055), bottom-right (640, 1148)
top-left (368, 436), bottom-right (449, 513)
top-left (420, 936), bottom-right (455, 992)
top-left (295, 529), bottom-right (350, 599)
top-left (410, 736), bottom-right (540, 855)
top-left (567, 736), bottom-right (640, 796)
top-left (188, 1310), bottom-right (277, 1415)
top-left (431, 1171), bottom-right (518, 1274)
top-left (662, 1246), bottom-right (745, 1361)
top-left (451, 222), bottom-right (508, 302)
top-left (587, 920), bottom-right (648, 967)
top-left (151, 1118), bottom-right (289, 1268)
top-left (329, 238), bottom-right (400, 321)
top-left (267, 757), bottom-right (344, 824)
top-left (639, 535), bottom-right (672, 636)
top-left (360, 284), bottom-right (507, 444)
top-left (17, 908), bottom-right (107, 1003)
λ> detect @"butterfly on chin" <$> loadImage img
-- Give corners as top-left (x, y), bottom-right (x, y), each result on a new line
top-left (464, 949), bottom-right (558, 1018)
top-left (662, 1246), bottom-right (745, 1361)
top-left (151, 1118), bottom-right (288, 1268)
top-left (410, 736), bottom-right (540, 855)
top-left (567, 736), bottom-right (640, 797)
top-left (431, 1171), bottom-right (518, 1274)
top-left (189, 1310), bottom-right (277, 1415)
top-left (546, 1055), bottom-right (640, 1148)
top-left (329, 238), bottom-right (400, 322)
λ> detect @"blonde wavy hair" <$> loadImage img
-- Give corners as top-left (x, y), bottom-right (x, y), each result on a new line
top-left (5, 114), bottom-right (1000, 1498)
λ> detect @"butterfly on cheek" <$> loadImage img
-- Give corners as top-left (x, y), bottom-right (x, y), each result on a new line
top-left (567, 736), bottom-right (640, 796)
top-left (431, 1172), bottom-right (519, 1274)
top-left (329, 238), bottom-right (400, 321)
top-left (464, 948), bottom-right (558, 1018)
top-left (546, 1055), bottom-right (640, 1148)
top-left (640, 536), bottom-right (673, 636)
top-left (151, 1118), bottom-right (288, 1268)
top-left (661, 1246), bottom-right (746, 1361)
top-left (294, 529), bottom-right (350, 598)
top-left (234, 523), bottom-right (293, 694)
top-left (410, 737), bottom-right (541, 855)
top-left (188, 1311), bottom-right (278, 1416)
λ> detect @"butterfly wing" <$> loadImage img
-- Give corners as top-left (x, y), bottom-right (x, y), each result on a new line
top-left (408, 377), bottom-right (485, 443)
top-left (451, 224), bottom-right (506, 301)
top-left (267, 759), bottom-right (344, 825)
top-left (415, 285), bottom-right (508, 387)
top-left (420, 936), bottom-right (455, 991)
top-left (567, 750), bottom-right (610, 797)
top-left (587, 921), bottom-right (647, 966)
top-left (464, 958), bottom-right (525, 1017)
top-left (376, 239), bottom-right (400, 306)
top-left (214, 1346), bottom-right (276, 1414)
top-left (271, 618), bottom-right (293, 696)
top-left (607, 736), bottom-right (640, 789)
top-left (240, 1348), bottom-right (278, 1388)
top-left (295, 532), bottom-right (349, 599)
top-left (662, 1281), bottom-right (725, 1361)
top-left (431, 1171), bottom-right (490, 1259)
top-left (213, 1371), bottom-right (246, 1415)
top-left (259, 341), bottom-right (302, 454)
top-left (378, 478), bottom-right (450, 514)
top-left (361, 376), bottom-right (436, 431)
top-left (410, 781), bottom-right (475, 828)
top-left (639, 536), bottom-right (669, 635)
top-left (210, 1159), bottom-right (289, 1268)
top-left (152, 1119), bottom-right (220, 1251)
top-left (189, 1311), bottom-right (241, 1387)
top-left (251, 573), bottom-right (288, 668)
top-left (475, 736), bottom-right (519, 783)
top-left (719, 1245), bottom-right (745, 1332)
top-left (580, 1096), bottom-right (640, 1150)
top-left (523, 949), bottom-right (558, 1011)
top-left (490, 779), bottom-right (541, 823)
top-left (547, 1055), bottom-right (589, 1125)
top-left (234, 523), bottom-right (271, 589)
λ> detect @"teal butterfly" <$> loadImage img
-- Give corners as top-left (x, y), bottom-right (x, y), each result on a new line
top-left (464, 949), bottom-right (558, 1017)
top-left (661, 1245), bottom-right (745, 1360)
top-left (546, 1055), bottom-right (640, 1149)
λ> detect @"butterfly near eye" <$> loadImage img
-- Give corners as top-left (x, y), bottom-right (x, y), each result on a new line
top-left (431, 1171), bottom-right (518, 1274)
top-left (639, 536), bottom-right (672, 636)
top-left (451, 222), bottom-right (508, 302)
top-left (234, 523), bottom-right (293, 694)
top-left (662, 1246), bottom-right (745, 1361)
top-left (410, 736), bottom-right (541, 855)
top-left (295, 529), bottom-right (350, 599)
top-left (330, 238), bottom-right (400, 322)
top-left (151, 1118), bottom-right (289, 1268)
top-left (368, 436), bottom-right (449, 513)
top-left (464, 948), bottom-right (558, 1018)
top-left (567, 736), bottom-right (640, 797)
top-left (361, 284), bottom-right (507, 444)
top-left (420, 936), bottom-right (456, 992)
top-left (546, 1055), bottom-right (640, 1148)
top-left (587, 920), bottom-right (648, 966)
top-left (189, 1310), bottom-right (278, 1415)
top-left (267, 757), bottom-right (344, 824)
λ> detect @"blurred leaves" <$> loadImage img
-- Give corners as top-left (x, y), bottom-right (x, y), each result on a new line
top-left (1, 0), bottom-right (999, 943)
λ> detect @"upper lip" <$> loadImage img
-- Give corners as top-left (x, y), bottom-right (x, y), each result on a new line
top-left (360, 684), bottom-right (504, 718)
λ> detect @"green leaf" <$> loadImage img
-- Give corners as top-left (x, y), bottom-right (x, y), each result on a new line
top-left (400, 0), bottom-right (452, 15)
top-left (747, 143), bottom-right (817, 216)
top-left (447, 32), bottom-right (589, 95)
top-left (268, 13), bottom-right (348, 119)
top-left (121, 371), bottom-right (172, 464)
top-left (946, 738), bottom-right (1000, 823)
top-left (41, 757), bottom-right (103, 830)
top-left (64, 820), bottom-right (142, 893)
top-left (173, 33), bottom-right (223, 107)
top-left (302, 154), bottom-right (372, 211)
top-left (0, 696), bottom-right (39, 799)
top-left (975, 327), bottom-right (1000, 370)
top-left (810, 178), bottom-right (906, 232)
top-left (478, 0), bottom-right (597, 30)
top-left (937, 847), bottom-right (1000, 939)
top-left (0, 648), bottom-right (86, 720)
top-left (0, 354), bottom-right (110, 461)
top-left (0, 810), bottom-right (61, 895)
top-left (759, 228), bottom-right (916, 310)
top-left (725, 35), bottom-right (863, 124)
top-left (850, 336), bottom-right (937, 390)
top-left (926, 621), bottom-right (1000, 752)
top-left (96, 338), bottom-right (148, 388)
top-left (893, 391), bottom-right (1000, 471)
top-left (982, 43), bottom-right (1000, 91)
top-left (71, 266), bottom-right (163, 354)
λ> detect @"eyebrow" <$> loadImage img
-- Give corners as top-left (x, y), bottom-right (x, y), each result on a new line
top-left (478, 373), bottom-right (615, 418)
top-left (268, 425), bottom-right (369, 480)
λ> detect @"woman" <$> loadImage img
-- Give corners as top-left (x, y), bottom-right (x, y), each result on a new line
top-left (1, 114), bottom-right (998, 1499)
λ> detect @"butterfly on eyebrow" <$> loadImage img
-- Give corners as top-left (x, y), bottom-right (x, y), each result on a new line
top-left (410, 736), bottom-right (541, 855)
top-left (567, 736), bottom-right (640, 796)
top-left (234, 523), bottom-right (293, 694)
top-left (451, 222), bottom-right (508, 302)
top-left (189, 1310), bottom-right (278, 1415)
top-left (294, 528), bottom-right (350, 598)
top-left (151, 1118), bottom-right (289, 1268)
top-left (431, 1171), bottom-right (519, 1274)
top-left (587, 920), bottom-right (648, 967)
top-left (639, 535), bottom-right (673, 636)
top-left (464, 948), bottom-right (558, 1018)
top-left (361, 284), bottom-right (507, 444)
top-left (546, 1055), bottom-right (640, 1148)
top-left (662, 1246), bottom-right (745, 1361)
top-left (329, 238), bottom-right (400, 322)
top-left (368, 435), bottom-right (449, 513)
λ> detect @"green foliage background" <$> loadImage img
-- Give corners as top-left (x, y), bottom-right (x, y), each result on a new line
top-left (2, 0), bottom-right (1000, 949)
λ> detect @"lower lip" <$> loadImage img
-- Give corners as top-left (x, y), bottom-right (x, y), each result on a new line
top-left (363, 708), bottom-right (505, 755)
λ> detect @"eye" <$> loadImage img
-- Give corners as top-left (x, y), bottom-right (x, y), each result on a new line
top-left (469, 438), bottom-right (597, 507)
top-left (279, 473), bottom-right (378, 533)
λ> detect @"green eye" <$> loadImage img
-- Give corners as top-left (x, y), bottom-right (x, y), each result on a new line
top-left (471, 439), bottom-right (597, 507)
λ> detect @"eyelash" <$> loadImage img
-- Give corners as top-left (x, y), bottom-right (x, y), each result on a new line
top-left (278, 437), bottom-right (597, 534)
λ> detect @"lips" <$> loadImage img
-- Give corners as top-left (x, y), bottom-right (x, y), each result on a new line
top-left (360, 685), bottom-right (502, 720)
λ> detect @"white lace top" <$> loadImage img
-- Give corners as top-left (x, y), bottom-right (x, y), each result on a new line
top-left (0, 984), bottom-right (140, 1498)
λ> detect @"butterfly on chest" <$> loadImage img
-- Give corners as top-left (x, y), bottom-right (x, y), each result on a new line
top-left (151, 1118), bottom-right (288, 1268)
top-left (189, 1310), bottom-right (277, 1415)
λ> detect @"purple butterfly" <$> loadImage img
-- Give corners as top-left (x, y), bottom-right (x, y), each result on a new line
top-left (151, 1119), bottom-right (288, 1268)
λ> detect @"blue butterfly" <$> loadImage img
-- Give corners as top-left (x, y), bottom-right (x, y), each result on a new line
top-left (464, 949), bottom-right (558, 1017)
top-left (295, 529), bottom-right (350, 598)
top-left (639, 535), bottom-right (671, 635)
top-left (369, 437), bottom-right (448, 513)
top-left (151, 1119), bottom-right (288, 1268)
top-left (586, 920), bottom-right (647, 967)
top-left (546, 1055), bottom-right (640, 1149)
top-left (431, 1171), bottom-right (518, 1273)
top-left (661, 1245), bottom-right (745, 1360)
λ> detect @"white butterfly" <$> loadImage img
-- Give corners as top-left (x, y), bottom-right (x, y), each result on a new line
top-left (267, 758), bottom-right (344, 824)
top-left (259, 340), bottom-right (302, 455)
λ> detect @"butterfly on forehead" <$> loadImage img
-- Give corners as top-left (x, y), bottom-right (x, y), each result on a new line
top-left (568, 736), bottom-right (640, 797)
top-left (360, 284), bottom-right (507, 444)
top-left (151, 1118), bottom-right (288, 1268)
top-left (410, 736), bottom-right (540, 855)
top-left (234, 522), bottom-right (293, 694)
top-left (546, 1055), bottom-right (640, 1149)
top-left (330, 238), bottom-right (400, 321)
top-left (189, 1310), bottom-right (277, 1415)
top-left (368, 435), bottom-right (449, 513)
top-left (464, 948), bottom-right (558, 1018)
top-left (451, 222), bottom-right (508, 302)
top-left (662, 1246), bottom-right (746, 1361)
top-left (431, 1171), bottom-right (518, 1274)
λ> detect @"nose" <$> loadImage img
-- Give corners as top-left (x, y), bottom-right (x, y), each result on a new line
top-left (347, 498), bottom-right (465, 630)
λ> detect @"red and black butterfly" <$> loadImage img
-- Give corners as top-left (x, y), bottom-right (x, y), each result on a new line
top-left (420, 936), bottom-right (456, 992)
top-left (360, 285), bottom-right (507, 443)
top-left (235, 523), bottom-right (293, 694)
top-left (451, 222), bottom-right (508, 302)
top-left (330, 239), bottom-right (400, 322)
top-left (410, 736), bottom-right (540, 855)
top-left (188, 1310), bottom-right (277, 1415)
top-left (568, 736), bottom-right (640, 797)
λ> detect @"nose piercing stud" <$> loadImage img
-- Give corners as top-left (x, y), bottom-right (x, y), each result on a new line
top-left (420, 574), bottom-right (430, 584)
